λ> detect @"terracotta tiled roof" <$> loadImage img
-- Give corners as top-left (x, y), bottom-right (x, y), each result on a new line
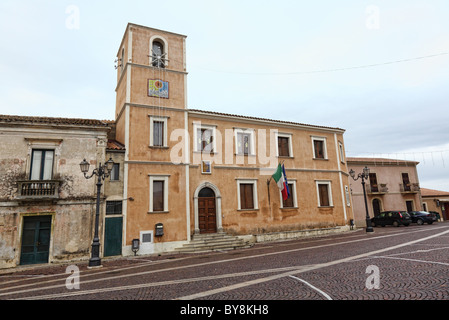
top-left (420, 188), bottom-right (449, 197)
top-left (107, 139), bottom-right (125, 150)
top-left (346, 157), bottom-right (419, 165)
top-left (188, 109), bottom-right (345, 132)
top-left (0, 114), bottom-right (111, 127)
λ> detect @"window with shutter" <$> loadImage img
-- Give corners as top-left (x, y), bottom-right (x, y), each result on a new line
top-left (369, 173), bottom-right (378, 192)
top-left (282, 183), bottom-right (294, 208)
top-left (314, 140), bottom-right (324, 159)
top-left (318, 183), bottom-right (330, 207)
top-left (153, 181), bottom-right (164, 212)
top-left (240, 183), bottom-right (254, 210)
top-left (278, 137), bottom-right (289, 157)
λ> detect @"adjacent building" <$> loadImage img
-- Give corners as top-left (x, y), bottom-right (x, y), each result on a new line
top-left (0, 115), bottom-right (111, 269)
top-left (347, 157), bottom-right (422, 227)
top-left (420, 188), bottom-right (449, 221)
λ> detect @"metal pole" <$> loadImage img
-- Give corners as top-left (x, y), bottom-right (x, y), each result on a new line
top-left (89, 168), bottom-right (103, 267)
top-left (362, 177), bottom-right (374, 233)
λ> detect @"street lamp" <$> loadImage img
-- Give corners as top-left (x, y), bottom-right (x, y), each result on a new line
top-left (349, 166), bottom-right (374, 233)
top-left (79, 157), bottom-right (114, 267)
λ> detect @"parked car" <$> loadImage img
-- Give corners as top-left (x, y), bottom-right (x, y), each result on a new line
top-left (371, 211), bottom-right (411, 227)
top-left (429, 211), bottom-right (441, 221)
top-left (408, 211), bottom-right (437, 225)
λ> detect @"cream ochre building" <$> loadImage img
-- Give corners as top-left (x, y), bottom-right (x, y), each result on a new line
top-left (113, 23), bottom-right (354, 256)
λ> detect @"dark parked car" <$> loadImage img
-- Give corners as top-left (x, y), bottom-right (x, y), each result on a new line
top-left (408, 211), bottom-right (437, 225)
top-left (429, 211), bottom-right (441, 221)
top-left (371, 211), bottom-right (411, 227)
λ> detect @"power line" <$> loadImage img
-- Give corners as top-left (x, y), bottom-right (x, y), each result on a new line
top-left (347, 149), bottom-right (449, 168)
top-left (192, 52), bottom-right (449, 76)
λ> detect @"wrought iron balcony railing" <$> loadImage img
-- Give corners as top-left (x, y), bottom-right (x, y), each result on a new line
top-left (366, 183), bottom-right (388, 194)
top-left (399, 183), bottom-right (420, 193)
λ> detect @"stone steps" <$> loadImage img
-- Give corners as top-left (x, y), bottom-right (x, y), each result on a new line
top-left (174, 233), bottom-right (253, 253)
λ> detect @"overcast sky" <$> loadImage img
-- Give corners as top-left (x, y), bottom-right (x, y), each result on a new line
top-left (1, 0), bottom-right (449, 191)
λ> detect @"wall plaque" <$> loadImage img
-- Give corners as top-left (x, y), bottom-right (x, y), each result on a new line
top-left (148, 79), bottom-right (169, 99)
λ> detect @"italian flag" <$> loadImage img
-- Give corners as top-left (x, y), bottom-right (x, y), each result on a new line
top-left (272, 163), bottom-right (290, 201)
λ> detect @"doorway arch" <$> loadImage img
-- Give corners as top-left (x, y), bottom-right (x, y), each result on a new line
top-left (193, 182), bottom-right (222, 235)
top-left (198, 187), bottom-right (216, 233)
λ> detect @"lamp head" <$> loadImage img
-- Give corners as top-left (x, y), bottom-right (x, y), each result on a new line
top-left (79, 159), bottom-right (90, 174)
top-left (363, 166), bottom-right (370, 179)
top-left (105, 157), bottom-right (114, 173)
top-left (349, 169), bottom-right (355, 179)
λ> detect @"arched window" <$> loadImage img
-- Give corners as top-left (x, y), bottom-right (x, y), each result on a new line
top-left (152, 40), bottom-right (165, 68)
top-left (198, 187), bottom-right (215, 198)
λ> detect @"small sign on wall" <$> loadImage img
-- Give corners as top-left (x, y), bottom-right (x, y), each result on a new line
top-left (201, 160), bottom-right (212, 174)
top-left (148, 79), bottom-right (169, 98)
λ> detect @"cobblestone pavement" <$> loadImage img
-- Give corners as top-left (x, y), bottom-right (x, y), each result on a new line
top-left (1, 222), bottom-right (448, 314)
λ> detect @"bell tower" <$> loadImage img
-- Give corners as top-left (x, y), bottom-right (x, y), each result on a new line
top-left (113, 24), bottom-right (191, 252)
top-left (115, 23), bottom-right (187, 120)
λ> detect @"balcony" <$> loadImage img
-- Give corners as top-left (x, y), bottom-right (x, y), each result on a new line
top-left (366, 183), bottom-right (388, 194)
top-left (399, 183), bottom-right (420, 193)
top-left (17, 180), bottom-right (60, 200)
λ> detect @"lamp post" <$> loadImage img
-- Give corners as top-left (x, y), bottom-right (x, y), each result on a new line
top-left (79, 157), bottom-right (114, 267)
top-left (349, 166), bottom-right (374, 233)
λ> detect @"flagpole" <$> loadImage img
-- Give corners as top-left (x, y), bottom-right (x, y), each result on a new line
top-left (266, 160), bottom-right (282, 212)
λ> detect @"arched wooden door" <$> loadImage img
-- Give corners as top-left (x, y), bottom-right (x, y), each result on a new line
top-left (198, 187), bottom-right (217, 234)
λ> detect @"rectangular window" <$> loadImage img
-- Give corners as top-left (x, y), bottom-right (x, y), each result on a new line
top-left (30, 150), bottom-right (54, 180)
top-left (198, 128), bottom-right (214, 152)
top-left (110, 163), bottom-right (120, 181)
top-left (193, 123), bottom-right (216, 153)
top-left (312, 137), bottom-right (327, 159)
top-left (237, 179), bottom-right (258, 210)
top-left (149, 175), bottom-right (169, 213)
top-left (275, 132), bottom-right (293, 157)
top-left (106, 201), bottom-right (123, 215)
top-left (239, 183), bottom-right (254, 210)
top-left (316, 181), bottom-right (333, 207)
top-left (149, 116), bottom-right (168, 147)
top-left (278, 137), bottom-right (289, 157)
top-left (402, 173), bottom-right (411, 191)
top-left (339, 142), bottom-right (345, 163)
top-left (153, 121), bottom-right (164, 147)
top-left (282, 183), bottom-right (295, 208)
top-left (152, 181), bottom-right (164, 212)
top-left (369, 173), bottom-right (378, 192)
top-left (235, 128), bottom-right (255, 156)
top-left (318, 184), bottom-right (330, 206)
top-left (237, 132), bottom-right (250, 155)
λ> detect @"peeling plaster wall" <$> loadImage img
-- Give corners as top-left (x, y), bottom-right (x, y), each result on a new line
top-left (0, 123), bottom-right (109, 269)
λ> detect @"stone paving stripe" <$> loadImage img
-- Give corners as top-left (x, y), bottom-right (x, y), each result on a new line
top-left (289, 275), bottom-right (333, 300)
top-left (3, 225), bottom-right (448, 299)
top-left (370, 255), bottom-right (449, 267)
top-left (175, 228), bottom-right (449, 300)
top-left (14, 265), bottom-right (306, 300)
